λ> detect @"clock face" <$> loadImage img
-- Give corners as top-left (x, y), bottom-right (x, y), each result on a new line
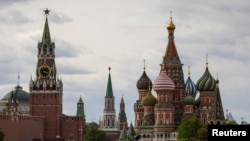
top-left (39, 65), bottom-right (51, 78)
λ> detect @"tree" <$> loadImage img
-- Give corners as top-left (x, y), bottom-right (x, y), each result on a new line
top-left (0, 128), bottom-right (4, 141)
top-left (84, 122), bottom-right (106, 141)
top-left (177, 117), bottom-right (202, 141)
top-left (197, 123), bottom-right (208, 141)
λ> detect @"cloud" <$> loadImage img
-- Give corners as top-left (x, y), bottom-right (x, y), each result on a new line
top-left (0, 0), bottom-right (31, 7)
top-left (0, 0), bottom-right (250, 124)
top-left (49, 11), bottom-right (73, 24)
top-left (0, 9), bottom-right (31, 25)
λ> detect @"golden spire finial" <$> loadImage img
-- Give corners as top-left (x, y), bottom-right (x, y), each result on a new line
top-left (167, 10), bottom-right (175, 30)
top-left (206, 54), bottom-right (208, 67)
top-left (188, 65), bottom-right (190, 77)
top-left (160, 62), bottom-right (166, 71)
top-left (143, 59), bottom-right (146, 71)
top-left (18, 72), bottom-right (20, 86)
top-left (108, 66), bottom-right (111, 73)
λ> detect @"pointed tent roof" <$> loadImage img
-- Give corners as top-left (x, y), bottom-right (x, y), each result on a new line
top-left (78, 95), bottom-right (83, 103)
top-left (164, 15), bottom-right (181, 65)
top-left (127, 122), bottom-right (135, 140)
top-left (209, 80), bottom-right (225, 121)
top-left (118, 127), bottom-right (127, 140)
top-left (76, 96), bottom-right (85, 117)
top-left (105, 67), bottom-right (114, 97)
top-left (120, 95), bottom-right (124, 104)
top-left (118, 95), bottom-right (127, 123)
top-left (42, 8), bottom-right (51, 44)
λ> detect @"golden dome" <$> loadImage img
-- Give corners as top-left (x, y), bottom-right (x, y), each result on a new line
top-left (142, 88), bottom-right (157, 106)
top-left (167, 17), bottom-right (175, 30)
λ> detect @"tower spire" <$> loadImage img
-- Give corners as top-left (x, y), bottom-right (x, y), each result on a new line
top-left (188, 65), bottom-right (190, 77)
top-left (164, 11), bottom-right (180, 65)
top-left (18, 73), bottom-right (20, 86)
top-left (106, 67), bottom-right (113, 97)
top-left (143, 59), bottom-right (146, 71)
top-left (118, 95), bottom-right (127, 129)
top-left (42, 8), bottom-right (51, 44)
top-left (206, 54), bottom-right (208, 67)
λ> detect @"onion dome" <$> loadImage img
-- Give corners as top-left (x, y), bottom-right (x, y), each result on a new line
top-left (167, 15), bottom-right (175, 30)
top-left (136, 60), bottom-right (152, 90)
top-left (2, 85), bottom-right (29, 102)
top-left (153, 64), bottom-right (175, 91)
top-left (185, 66), bottom-right (197, 96)
top-left (141, 87), bottom-right (157, 106)
top-left (196, 56), bottom-right (216, 91)
top-left (183, 90), bottom-right (195, 105)
top-left (136, 71), bottom-right (152, 90)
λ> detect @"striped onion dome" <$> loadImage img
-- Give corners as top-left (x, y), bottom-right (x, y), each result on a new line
top-left (153, 64), bottom-right (175, 91)
top-left (185, 67), bottom-right (197, 96)
top-left (185, 76), bottom-right (197, 96)
top-left (196, 63), bottom-right (216, 91)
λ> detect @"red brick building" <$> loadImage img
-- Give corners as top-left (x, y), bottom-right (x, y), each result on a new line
top-left (0, 9), bottom-right (86, 141)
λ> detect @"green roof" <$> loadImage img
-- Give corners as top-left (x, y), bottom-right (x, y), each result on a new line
top-left (105, 67), bottom-right (114, 97)
top-left (42, 16), bottom-right (51, 44)
top-left (76, 96), bottom-right (85, 117)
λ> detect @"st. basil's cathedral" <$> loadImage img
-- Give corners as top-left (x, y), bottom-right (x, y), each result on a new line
top-left (130, 16), bottom-right (226, 141)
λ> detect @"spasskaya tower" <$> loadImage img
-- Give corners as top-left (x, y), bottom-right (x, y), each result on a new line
top-left (29, 8), bottom-right (63, 139)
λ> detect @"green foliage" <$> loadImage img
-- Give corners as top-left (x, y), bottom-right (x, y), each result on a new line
top-left (197, 123), bottom-right (208, 141)
top-left (225, 120), bottom-right (237, 125)
top-left (177, 117), bottom-right (203, 141)
top-left (84, 122), bottom-right (106, 141)
top-left (0, 128), bottom-right (4, 141)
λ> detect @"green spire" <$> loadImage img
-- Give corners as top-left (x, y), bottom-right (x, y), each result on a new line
top-left (118, 127), bottom-right (127, 140)
top-left (127, 122), bottom-right (135, 140)
top-left (121, 95), bottom-right (124, 104)
top-left (42, 8), bottom-right (51, 44)
top-left (76, 95), bottom-right (85, 117)
top-left (118, 95), bottom-right (127, 123)
top-left (105, 67), bottom-right (114, 97)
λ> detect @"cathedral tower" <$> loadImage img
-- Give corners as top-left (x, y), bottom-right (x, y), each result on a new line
top-left (118, 95), bottom-right (128, 130)
top-left (102, 67), bottom-right (116, 128)
top-left (134, 60), bottom-right (152, 127)
top-left (163, 14), bottom-right (185, 125)
top-left (76, 95), bottom-right (85, 118)
top-left (29, 9), bottom-right (63, 139)
top-left (208, 80), bottom-right (225, 125)
top-left (196, 55), bottom-right (216, 123)
top-left (153, 63), bottom-right (175, 133)
top-left (100, 67), bottom-right (119, 141)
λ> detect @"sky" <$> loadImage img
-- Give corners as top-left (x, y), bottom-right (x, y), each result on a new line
top-left (0, 0), bottom-right (249, 124)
